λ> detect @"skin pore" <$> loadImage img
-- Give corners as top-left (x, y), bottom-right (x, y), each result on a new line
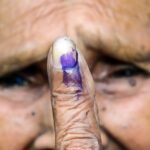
top-left (0, 0), bottom-right (150, 150)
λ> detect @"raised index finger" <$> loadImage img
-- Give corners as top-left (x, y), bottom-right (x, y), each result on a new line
top-left (47, 36), bottom-right (101, 150)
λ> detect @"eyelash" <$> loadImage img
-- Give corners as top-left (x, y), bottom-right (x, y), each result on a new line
top-left (110, 67), bottom-right (142, 78)
top-left (0, 74), bottom-right (29, 87)
top-left (109, 66), bottom-right (150, 81)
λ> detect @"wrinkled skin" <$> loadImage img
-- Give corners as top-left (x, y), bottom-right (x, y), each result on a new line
top-left (0, 0), bottom-right (150, 150)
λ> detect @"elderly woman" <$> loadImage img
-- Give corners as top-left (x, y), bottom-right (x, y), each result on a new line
top-left (0, 0), bottom-right (150, 150)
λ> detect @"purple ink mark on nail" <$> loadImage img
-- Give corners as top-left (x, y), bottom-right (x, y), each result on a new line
top-left (60, 50), bottom-right (77, 69)
top-left (60, 48), bottom-right (83, 91)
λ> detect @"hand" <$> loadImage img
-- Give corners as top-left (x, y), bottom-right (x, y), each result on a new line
top-left (47, 37), bottom-right (101, 149)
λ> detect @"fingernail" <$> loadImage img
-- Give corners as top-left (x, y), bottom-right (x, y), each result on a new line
top-left (52, 36), bottom-right (77, 69)
top-left (51, 36), bottom-right (82, 89)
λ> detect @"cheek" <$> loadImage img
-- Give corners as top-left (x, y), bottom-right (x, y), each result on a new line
top-left (0, 86), bottom-right (52, 150)
top-left (96, 82), bottom-right (150, 150)
top-left (0, 103), bottom-right (38, 149)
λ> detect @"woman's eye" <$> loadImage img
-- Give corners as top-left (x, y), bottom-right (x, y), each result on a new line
top-left (110, 66), bottom-right (147, 78)
top-left (0, 74), bottom-right (28, 87)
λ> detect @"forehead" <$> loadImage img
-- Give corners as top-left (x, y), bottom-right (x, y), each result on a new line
top-left (0, 0), bottom-right (150, 76)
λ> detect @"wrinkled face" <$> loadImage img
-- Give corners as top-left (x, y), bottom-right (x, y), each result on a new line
top-left (0, 65), bottom-right (54, 149)
top-left (0, 0), bottom-right (150, 150)
top-left (92, 61), bottom-right (150, 150)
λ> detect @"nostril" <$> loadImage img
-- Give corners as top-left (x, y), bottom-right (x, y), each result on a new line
top-left (33, 131), bottom-right (55, 150)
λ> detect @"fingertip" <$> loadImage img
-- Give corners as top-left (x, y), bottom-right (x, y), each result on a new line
top-left (51, 36), bottom-right (76, 69)
top-left (47, 36), bottom-right (95, 96)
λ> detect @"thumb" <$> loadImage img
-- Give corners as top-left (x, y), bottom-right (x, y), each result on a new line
top-left (47, 36), bottom-right (101, 150)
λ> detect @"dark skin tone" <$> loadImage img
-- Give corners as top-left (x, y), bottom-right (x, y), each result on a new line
top-left (0, 0), bottom-right (150, 150)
